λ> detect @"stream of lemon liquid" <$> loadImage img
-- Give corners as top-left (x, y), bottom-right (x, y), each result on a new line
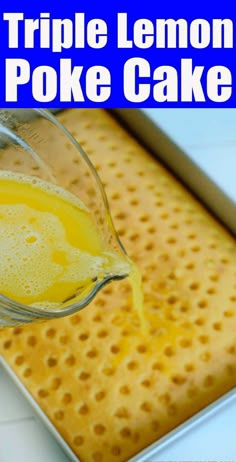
top-left (0, 171), bottom-right (144, 318)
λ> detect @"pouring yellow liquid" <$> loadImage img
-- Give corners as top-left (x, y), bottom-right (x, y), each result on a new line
top-left (0, 171), bottom-right (143, 316)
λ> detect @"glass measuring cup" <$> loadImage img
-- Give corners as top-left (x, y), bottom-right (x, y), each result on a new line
top-left (0, 109), bottom-right (130, 326)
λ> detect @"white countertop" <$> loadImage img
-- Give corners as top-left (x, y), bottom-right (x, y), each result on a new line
top-left (0, 109), bottom-right (235, 462)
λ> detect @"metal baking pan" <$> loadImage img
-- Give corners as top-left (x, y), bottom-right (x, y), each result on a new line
top-left (0, 108), bottom-right (235, 462)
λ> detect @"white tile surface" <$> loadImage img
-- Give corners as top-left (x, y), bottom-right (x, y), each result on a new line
top-left (144, 109), bottom-right (236, 147)
top-left (0, 366), bottom-right (33, 422)
top-left (144, 109), bottom-right (236, 201)
top-left (0, 419), bottom-right (70, 462)
top-left (189, 144), bottom-right (236, 199)
top-left (0, 109), bottom-right (235, 462)
top-left (154, 397), bottom-right (236, 461)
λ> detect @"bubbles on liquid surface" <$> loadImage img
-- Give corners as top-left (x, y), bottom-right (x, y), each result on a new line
top-left (0, 171), bottom-right (130, 307)
top-left (0, 203), bottom-right (104, 301)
